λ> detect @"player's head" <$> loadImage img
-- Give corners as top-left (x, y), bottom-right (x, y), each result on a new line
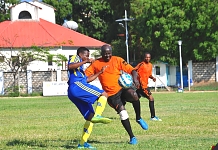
top-left (144, 52), bottom-right (151, 63)
top-left (77, 47), bottom-right (90, 61)
top-left (101, 44), bottom-right (112, 62)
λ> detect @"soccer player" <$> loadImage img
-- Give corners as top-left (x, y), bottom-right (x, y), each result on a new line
top-left (134, 52), bottom-right (162, 121)
top-left (67, 47), bottom-right (111, 149)
top-left (85, 44), bottom-right (148, 145)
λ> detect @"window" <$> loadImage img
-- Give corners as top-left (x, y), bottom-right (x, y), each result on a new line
top-left (155, 66), bottom-right (160, 75)
top-left (48, 55), bottom-right (53, 66)
top-left (167, 65), bottom-right (170, 75)
top-left (18, 11), bottom-right (32, 19)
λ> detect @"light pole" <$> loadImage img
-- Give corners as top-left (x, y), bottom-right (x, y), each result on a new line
top-left (116, 10), bottom-right (134, 63)
top-left (178, 40), bottom-right (183, 90)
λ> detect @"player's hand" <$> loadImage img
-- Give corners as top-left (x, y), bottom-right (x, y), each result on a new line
top-left (153, 77), bottom-right (156, 82)
top-left (87, 58), bottom-right (95, 63)
top-left (100, 65), bottom-right (108, 73)
top-left (84, 58), bottom-right (95, 63)
top-left (133, 79), bottom-right (140, 89)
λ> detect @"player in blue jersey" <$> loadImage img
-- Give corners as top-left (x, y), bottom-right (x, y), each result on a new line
top-left (67, 47), bottom-right (111, 149)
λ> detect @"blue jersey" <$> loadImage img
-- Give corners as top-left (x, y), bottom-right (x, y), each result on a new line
top-left (68, 55), bottom-right (87, 84)
top-left (67, 54), bottom-right (104, 120)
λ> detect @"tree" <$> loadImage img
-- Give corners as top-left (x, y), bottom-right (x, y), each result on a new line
top-left (0, 0), bottom-right (18, 22)
top-left (43, 0), bottom-right (72, 25)
top-left (130, 0), bottom-right (218, 64)
top-left (181, 0), bottom-right (218, 62)
top-left (110, 38), bottom-right (127, 59)
top-left (106, 0), bottom-right (131, 43)
top-left (70, 0), bottom-right (113, 41)
top-left (102, 3), bottom-right (131, 60)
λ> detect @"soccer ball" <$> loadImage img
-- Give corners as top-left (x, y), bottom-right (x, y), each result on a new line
top-left (118, 73), bottom-right (133, 88)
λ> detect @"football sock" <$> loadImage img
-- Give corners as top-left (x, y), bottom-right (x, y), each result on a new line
top-left (132, 100), bottom-right (141, 120)
top-left (79, 121), bottom-right (93, 145)
top-left (149, 101), bottom-right (155, 118)
top-left (121, 118), bottom-right (134, 138)
top-left (94, 96), bottom-right (107, 116)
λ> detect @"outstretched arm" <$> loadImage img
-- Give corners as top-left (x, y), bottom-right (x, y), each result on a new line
top-left (68, 60), bottom-right (88, 70)
top-left (86, 65), bottom-right (108, 83)
top-left (149, 75), bottom-right (156, 82)
top-left (68, 57), bottom-right (95, 70)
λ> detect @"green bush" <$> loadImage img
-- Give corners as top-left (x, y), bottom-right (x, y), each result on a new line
top-left (20, 92), bottom-right (43, 97)
top-left (4, 85), bottom-right (43, 97)
top-left (7, 92), bottom-right (20, 97)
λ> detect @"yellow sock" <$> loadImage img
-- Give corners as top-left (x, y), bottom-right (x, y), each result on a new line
top-left (79, 121), bottom-right (93, 145)
top-left (94, 96), bottom-right (107, 117)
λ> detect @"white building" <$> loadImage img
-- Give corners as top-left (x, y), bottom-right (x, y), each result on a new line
top-left (0, 1), bottom-right (106, 72)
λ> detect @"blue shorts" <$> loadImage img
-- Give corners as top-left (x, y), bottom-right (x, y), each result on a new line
top-left (68, 80), bottom-right (104, 120)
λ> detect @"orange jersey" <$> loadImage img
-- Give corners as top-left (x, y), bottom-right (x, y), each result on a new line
top-left (85, 56), bottom-right (134, 96)
top-left (134, 62), bottom-right (153, 89)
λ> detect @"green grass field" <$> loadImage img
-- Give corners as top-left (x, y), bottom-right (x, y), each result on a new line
top-left (0, 92), bottom-right (218, 150)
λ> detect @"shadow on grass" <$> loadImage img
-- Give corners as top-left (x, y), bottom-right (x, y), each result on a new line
top-left (6, 139), bottom-right (125, 149)
top-left (65, 139), bottom-right (126, 146)
top-left (6, 139), bottom-right (47, 147)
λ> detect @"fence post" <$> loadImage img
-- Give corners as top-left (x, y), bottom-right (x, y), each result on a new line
top-left (27, 70), bottom-right (32, 94)
top-left (216, 56), bottom-right (218, 82)
top-left (0, 71), bottom-right (4, 95)
top-left (57, 67), bottom-right (61, 82)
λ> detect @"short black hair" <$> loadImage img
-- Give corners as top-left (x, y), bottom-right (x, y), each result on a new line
top-left (100, 44), bottom-right (112, 53)
top-left (144, 52), bottom-right (150, 56)
top-left (77, 47), bottom-right (89, 55)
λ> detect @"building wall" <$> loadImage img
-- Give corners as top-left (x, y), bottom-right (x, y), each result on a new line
top-left (3, 71), bottom-right (60, 94)
top-left (2, 70), bottom-right (102, 95)
top-left (0, 47), bottom-right (98, 72)
top-left (26, 48), bottom-right (97, 71)
top-left (192, 61), bottom-right (216, 83)
top-left (10, 2), bottom-right (40, 21)
top-left (1, 61), bottom-right (217, 95)
top-left (169, 65), bottom-right (177, 86)
top-left (3, 72), bottom-right (16, 93)
top-left (61, 70), bottom-right (68, 81)
top-left (149, 62), bottom-right (177, 87)
top-left (31, 1), bottom-right (56, 23)
top-left (10, 1), bottom-right (55, 23)
top-left (136, 62), bottom-right (177, 87)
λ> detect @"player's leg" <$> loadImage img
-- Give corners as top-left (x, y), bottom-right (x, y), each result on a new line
top-left (122, 88), bottom-right (141, 119)
top-left (94, 91), bottom-right (108, 117)
top-left (78, 120), bottom-right (95, 149)
top-left (137, 88), bottom-right (161, 121)
top-left (91, 93), bottom-right (111, 123)
top-left (73, 81), bottom-right (111, 123)
top-left (147, 91), bottom-right (162, 121)
top-left (122, 88), bottom-right (148, 130)
top-left (148, 93), bottom-right (155, 118)
top-left (119, 107), bottom-right (138, 145)
top-left (68, 83), bottom-right (110, 149)
top-left (107, 90), bottom-right (137, 145)
top-left (68, 86), bottom-right (95, 148)
top-left (77, 103), bottom-right (105, 149)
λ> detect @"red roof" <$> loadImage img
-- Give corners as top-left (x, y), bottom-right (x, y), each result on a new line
top-left (0, 19), bottom-right (106, 48)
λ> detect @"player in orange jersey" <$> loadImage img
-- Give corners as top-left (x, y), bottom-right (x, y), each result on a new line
top-left (85, 44), bottom-right (148, 145)
top-left (134, 52), bottom-right (162, 121)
